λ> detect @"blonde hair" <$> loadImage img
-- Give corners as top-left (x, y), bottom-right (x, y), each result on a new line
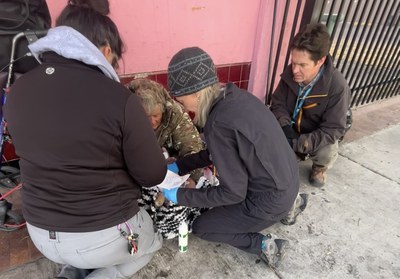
top-left (194, 83), bottom-right (221, 127)
top-left (127, 79), bottom-right (171, 114)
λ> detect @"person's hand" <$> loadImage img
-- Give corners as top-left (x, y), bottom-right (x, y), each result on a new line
top-left (163, 187), bottom-right (179, 204)
top-left (293, 136), bottom-right (309, 154)
top-left (282, 125), bottom-right (300, 147)
top-left (167, 162), bottom-right (179, 174)
top-left (184, 178), bottom-right (196, 189)
top-left (282, 125), bottom-right (299, 139)
top-left (166, 156), bottom-right (177, 164)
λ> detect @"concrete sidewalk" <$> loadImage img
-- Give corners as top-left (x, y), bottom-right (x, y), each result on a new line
top-left (1, 97), bottom-right (400, 279)
top-left (131, 124), bottom-right (400, 279)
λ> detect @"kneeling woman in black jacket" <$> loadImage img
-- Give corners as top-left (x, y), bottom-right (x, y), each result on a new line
top-left (163, 47), bottom-right (301, 268)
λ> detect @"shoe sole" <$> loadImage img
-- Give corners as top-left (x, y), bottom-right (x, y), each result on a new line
top-left (260, 239), bottom-right (289, 269)
top-left (309, 178), bottom-right (325, 187)
top-left (299, 193), bottom-right (309, 212)
top-left (271, 239), bottom-right (288, 268)
top-left (280, 193), bottom-right (309, 226)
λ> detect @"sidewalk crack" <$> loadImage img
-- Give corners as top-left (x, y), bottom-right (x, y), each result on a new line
top-left (339, 153), bottom-right (400, 185)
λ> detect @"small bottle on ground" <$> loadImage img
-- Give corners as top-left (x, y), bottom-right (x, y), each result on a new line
top-left (178, 221), bottom-right (188, 253)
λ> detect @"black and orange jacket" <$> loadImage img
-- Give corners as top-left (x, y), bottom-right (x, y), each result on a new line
top-left (270, 56), bottom-right (351, 154)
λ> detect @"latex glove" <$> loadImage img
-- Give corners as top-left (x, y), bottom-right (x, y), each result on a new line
top-left (163, 187), bottom-right (179, 204)
top-left (167, 162), bottom-right (179, 174)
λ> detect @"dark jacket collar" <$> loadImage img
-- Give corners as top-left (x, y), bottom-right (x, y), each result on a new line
top-left (40, 52), bottom-right (104, 75)
top-left (208, 82), bottom-right (235, 114)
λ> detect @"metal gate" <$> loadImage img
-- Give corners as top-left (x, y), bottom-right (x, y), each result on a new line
top-left (266, 0), bottom-right (400, 108)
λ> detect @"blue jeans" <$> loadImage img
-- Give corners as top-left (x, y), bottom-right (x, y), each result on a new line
top-left (27, 208), bottom-right (163, 278)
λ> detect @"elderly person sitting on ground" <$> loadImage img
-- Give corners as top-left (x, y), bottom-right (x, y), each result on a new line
top-left (127, 78), bottom-right (208, 239)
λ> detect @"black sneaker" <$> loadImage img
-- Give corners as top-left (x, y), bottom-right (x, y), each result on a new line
top-left (281, 193), bottom-right (309, 225)
top-left (55, 265), bottom-right (93, 279)
top-left (260, 233), bottom-right (288, 268)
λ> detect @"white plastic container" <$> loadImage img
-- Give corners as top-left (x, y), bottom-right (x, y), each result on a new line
top-left (178, 221), bottom-right (188, 253)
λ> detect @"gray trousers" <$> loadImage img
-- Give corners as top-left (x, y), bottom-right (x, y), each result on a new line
top-left (192, 202), bottom-right (281, 256)
top-left (309, 141), bottom-right (339, 168)
top-left (27, 208), bottom-right (163, 279)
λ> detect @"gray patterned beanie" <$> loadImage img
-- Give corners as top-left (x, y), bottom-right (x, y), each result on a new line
top-left (168, 47), bottom-right (218, 97)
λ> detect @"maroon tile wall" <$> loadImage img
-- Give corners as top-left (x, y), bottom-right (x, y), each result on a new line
top-left (2, 63), bottom-right (251, 163)
top-left (216, 66), bottom-right (229, 83)
top-left (1, 141), bottom-right (18, 162)
top-left (120, 62), bottom-right (251, 90)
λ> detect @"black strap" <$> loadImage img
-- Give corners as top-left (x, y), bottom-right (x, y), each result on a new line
top-left (0, 0), bottom-right (30, 30)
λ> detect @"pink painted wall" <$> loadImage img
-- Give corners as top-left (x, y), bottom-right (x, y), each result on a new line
top-left (45, 0), bottom-right (303, 101)
top-left (46, 0), bottom-right (260, 75)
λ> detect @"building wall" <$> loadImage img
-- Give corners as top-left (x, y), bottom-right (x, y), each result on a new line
top-left (46, 0), bottom-right (301, 100)
top-left (2, 0), bottom-right (304, 162)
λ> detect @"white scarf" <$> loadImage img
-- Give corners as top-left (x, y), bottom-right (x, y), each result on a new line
top-left (28, 26), bottom-right (120, 82)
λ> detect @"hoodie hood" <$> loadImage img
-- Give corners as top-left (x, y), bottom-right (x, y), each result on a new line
top-left (28, 26), bottom-right (119, 82)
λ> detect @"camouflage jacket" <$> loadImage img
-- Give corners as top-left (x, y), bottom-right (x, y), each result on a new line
top-left (155, 100), bottom-right (204, 182)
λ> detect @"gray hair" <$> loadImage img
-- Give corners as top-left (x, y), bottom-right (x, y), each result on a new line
top-left (127, 79), bottom-right (170, 114)
top-left (194, 83), bottom-right (222, 128)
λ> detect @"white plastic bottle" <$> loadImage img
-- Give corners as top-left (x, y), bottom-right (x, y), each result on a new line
top-left (178, 221), bottom-right (188, 253)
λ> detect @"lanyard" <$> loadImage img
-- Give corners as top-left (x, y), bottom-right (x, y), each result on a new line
top-left (117, 222), bottom-right (138, 255)
top-left (291, 86), bottom-right (312, 126)
top-left (117, 222), bottom-right (133, 236)
top-left (290, 66), bottom-right (325, 127)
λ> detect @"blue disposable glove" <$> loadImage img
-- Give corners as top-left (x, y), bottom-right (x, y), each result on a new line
top-left (163, 187), bottom-right (179, 204)
top-left (167, 162), bottom-right (179, 174)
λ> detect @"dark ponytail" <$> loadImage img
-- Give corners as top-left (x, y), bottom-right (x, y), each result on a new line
top-left (56, 0), bottom-right (124, 65)
top-left (67, 0), bottom-right (110, 15)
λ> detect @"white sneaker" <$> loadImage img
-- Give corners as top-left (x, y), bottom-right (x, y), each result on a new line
top-left (281, 193), bottom-right (308, 225)
top-left (260, 233), bottom-right (288, 268)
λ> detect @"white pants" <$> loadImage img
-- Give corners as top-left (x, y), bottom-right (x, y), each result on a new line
top-left (27, 208), bottom-right (163, 279)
